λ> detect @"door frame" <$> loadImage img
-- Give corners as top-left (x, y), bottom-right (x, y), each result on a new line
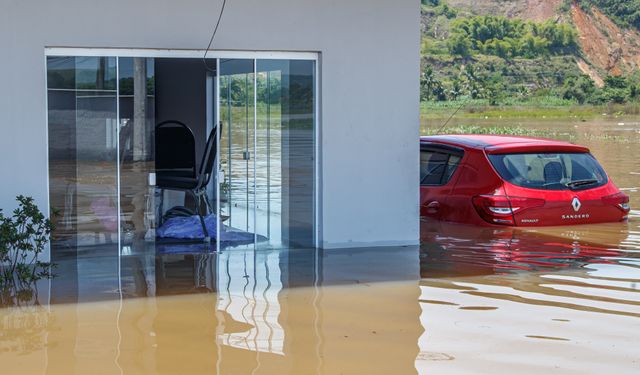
top-left (44, 47), bottom-right (321, 251)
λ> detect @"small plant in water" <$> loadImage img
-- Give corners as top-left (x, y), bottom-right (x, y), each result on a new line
top-left (0, 196), bottom-right (55, 306)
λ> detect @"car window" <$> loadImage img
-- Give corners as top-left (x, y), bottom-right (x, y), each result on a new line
top-left (421, 150), bottom-right (462, 186)
top-left (487, 152), bottom-right (608, 190)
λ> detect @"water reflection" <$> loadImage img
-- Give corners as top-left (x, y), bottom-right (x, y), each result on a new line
top-left (420, 219), bottom-right (631, 276)
top-left (417, 218), bottom-right (640, 373)
top-left (1, 247), bottom-right (423, 374)
top-left (216, 251), bottom-right (285, 355)
top-left (1, 217), bottom-right (639, 373)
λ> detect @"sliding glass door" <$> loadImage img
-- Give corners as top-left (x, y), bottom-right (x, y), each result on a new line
top-left (47, 51), bottom-right (317, 256)
top-left (218, 59), bottom-right (316, 251)
top-left (117, 57), bottom-right (156, 245)
top-left (47, 56), bottom-right (156, 256)
top-left (218, 59), bottom-right (256, 240)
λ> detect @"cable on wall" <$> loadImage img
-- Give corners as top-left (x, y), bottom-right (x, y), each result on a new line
top-left (203, 0), bottom-right (228, 72)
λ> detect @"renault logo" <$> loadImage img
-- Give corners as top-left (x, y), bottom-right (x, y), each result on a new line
top-left (571, 197), bottom-right (582, 212)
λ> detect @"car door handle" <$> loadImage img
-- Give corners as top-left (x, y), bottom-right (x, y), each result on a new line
top-left (427, 201), bottom-right (440, 214)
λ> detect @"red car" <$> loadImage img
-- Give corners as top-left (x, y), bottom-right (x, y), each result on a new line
top-left (420, 135), bottom-right (630, 226)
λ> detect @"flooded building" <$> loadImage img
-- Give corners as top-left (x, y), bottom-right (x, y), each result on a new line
top-left (0, 0), bottom-right (421, 260)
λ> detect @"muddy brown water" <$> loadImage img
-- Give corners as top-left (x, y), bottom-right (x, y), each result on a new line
top-left (2, 118), bottom-right (640, 374)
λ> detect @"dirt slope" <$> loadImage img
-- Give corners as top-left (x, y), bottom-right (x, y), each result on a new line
top-left (525, 0), bottom-right (563, 22)
top-left (446, 0), bottom-right (561, 21)
top-left (577, 59), bottom-right (605, 87)
top-left (571, 4), bottom-right (640, 77)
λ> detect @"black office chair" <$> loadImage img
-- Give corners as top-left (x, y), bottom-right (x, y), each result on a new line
top-left (155, 120), bottom-right (197, 178)
top-left (156, 121), bottom-right (218, 242)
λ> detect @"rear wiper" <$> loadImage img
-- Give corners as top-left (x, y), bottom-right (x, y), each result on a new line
top-left (566, 179), bottom-right (598, 189)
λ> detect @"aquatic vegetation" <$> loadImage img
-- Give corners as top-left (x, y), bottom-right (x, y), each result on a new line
top-left (0, 196), bottom-right (54, 306)
top-left (421, 100), bottom-right (640, 119)
top-left (422, 124), bottom-right (563, 138)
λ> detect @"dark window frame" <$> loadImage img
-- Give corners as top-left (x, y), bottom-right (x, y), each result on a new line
top-left (420, 143), bottom-right (464, 187)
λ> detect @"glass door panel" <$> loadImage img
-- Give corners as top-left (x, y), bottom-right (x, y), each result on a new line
top-left (117, 57), bottom-right (156, 247)
top-left (217, 58), bottom-right (316, 251)
top-left (256, 60), bottom-right (316, 249)
top-left (219, 59), bottom-right (256, 249)
top-left (255, 63), bottom-right (283, 248)
top-left (48, 56), bottom-right (158, 259)
top-left (47, 56), bottom-right (119, 255)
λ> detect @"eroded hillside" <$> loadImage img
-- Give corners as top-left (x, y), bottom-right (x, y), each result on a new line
top-left (572, 5), bottom-right (640, 78)
top-left (437, 0), bottom-right (640, 80)
top-left (420, 0), bottom-right (640, 105)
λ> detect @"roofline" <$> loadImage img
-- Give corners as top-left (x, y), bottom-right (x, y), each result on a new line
top-left (420, 135), bottom-right (590, 153)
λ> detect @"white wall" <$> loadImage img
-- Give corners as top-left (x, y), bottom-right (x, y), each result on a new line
top-left (0, 0), bottom-right (421, 252)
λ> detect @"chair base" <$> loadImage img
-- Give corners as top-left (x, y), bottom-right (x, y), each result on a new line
top-left (157, 186), bottom-right (214, 243)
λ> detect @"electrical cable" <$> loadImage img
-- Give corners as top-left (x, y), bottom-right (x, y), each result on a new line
top-left (435, 97), bottom-right (469, 134)
top-left (203, 0), bottom-right (228, 72)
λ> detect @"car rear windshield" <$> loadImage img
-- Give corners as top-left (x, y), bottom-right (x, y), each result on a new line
top-left (487, 152), bottom-right (608, 191)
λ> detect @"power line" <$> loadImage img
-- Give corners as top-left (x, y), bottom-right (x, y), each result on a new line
top-left (435, 97), bottom-right (469, 134)
top-left (203, 0), bottom-right (228, 72)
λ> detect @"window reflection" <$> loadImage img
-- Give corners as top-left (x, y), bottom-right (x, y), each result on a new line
top-left (216, 251), bottom-right (285, 355)
top-left (47, 56), bottom-right (119, 252)
top-left (48, 55), bottom-right (316, 256)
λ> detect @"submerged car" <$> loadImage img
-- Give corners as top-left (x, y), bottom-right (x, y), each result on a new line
top-left (420, 135), bottom-right (630, 226)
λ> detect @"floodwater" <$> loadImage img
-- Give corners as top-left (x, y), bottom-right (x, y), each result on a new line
top-left (2, 118), bottom-right (640, 374)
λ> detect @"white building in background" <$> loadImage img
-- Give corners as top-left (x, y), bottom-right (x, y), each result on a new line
top-left (0, 0), bottom-right (420, 260)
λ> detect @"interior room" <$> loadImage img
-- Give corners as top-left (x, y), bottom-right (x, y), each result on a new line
top-left (46, 54), bottom-right (316, 259)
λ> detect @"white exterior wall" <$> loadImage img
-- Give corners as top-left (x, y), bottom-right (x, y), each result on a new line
top-left (0, 0), bottom-right (420, 253)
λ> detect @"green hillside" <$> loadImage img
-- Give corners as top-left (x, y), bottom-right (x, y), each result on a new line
top-left (579, 0), bottom-right (640, 29)
top-left (420, 0), bottom-right (640, 111)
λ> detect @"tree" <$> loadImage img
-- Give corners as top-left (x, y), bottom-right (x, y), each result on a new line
top-left (604, 75), bottom-right (627, 89)
top-left (449, 78), bottom-right (463, 100)
top-left (448, 33), bottom-right (472, 57)
top-left (432, 80), bottom-right (448, 101)
top-left (462, 65), bottom-right (482, 99)
top-left (562, 75), bottom-right (596, 104)
top-left (421, 66), bottom-right (448, 101)
top-left (448, 15), bottom-right (577, 58)
top-left (421, 66), bottom-right (437, 101)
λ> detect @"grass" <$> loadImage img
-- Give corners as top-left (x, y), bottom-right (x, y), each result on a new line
top-left (421, 100), bottom-right (640, 120)
top-left (421, 124), bottom-right (635, 143)
top-left (422, 124), bottom-right (560, 137)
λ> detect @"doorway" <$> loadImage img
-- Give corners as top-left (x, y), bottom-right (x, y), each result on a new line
top-left (45, 50), bottom-right (317, 257)
top-left (218, 58), bottom-right (317, 251)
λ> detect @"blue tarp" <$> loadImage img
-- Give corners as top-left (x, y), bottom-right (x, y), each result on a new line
top-left (156, 243), bottom-right (214, 254)
top-left (156, 214), bottom-right (262, 243)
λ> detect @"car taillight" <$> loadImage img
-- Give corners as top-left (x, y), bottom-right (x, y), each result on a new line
top-left (602, 192), bottom-right (630, 212)
top-left (472, 195), bottom-right (545, 225)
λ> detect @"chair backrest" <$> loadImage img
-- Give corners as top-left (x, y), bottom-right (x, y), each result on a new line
top-left (196, 123), bottom-right (221, 188)
top-left (155, 120), bottom-right (196, 178)
top-left (543, 161), bottom-right (563, 183)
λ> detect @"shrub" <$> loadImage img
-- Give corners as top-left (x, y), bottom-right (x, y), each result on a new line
top-left (0, 196), bottom-right (54, 289)
top-left (578, 0), bottom-right (640, 30)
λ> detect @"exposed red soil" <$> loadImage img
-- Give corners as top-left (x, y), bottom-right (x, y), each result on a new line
top-left (571, 4), bottom-right (640, 76)
top-left (577, 59), bottom-right (605, 87)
